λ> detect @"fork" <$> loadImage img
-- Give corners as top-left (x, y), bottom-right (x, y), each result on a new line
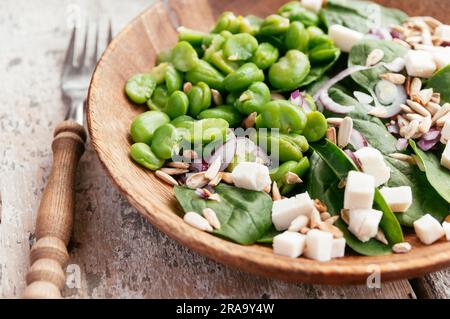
top-left (22, 22), bottom-right (112, 299)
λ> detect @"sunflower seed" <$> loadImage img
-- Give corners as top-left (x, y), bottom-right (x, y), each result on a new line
top-left (407, 99), bottom-right (431, 117)
top-left (314, 199), bottom-right (328, 213)
top-left (220, 172), bottom-right (233, 184)
top-left (417, 88), bottom-right (434, 106)
top-left (366, 49), bottom-right (385, 66)
top-left (419, 115), bottom-right (432, 133)
top-left (186, 172), bottom-right (209, 189)
top-left (208, 173), bottom-right (222, 187)
top-left (208, 193), bottom-right (221, 202)
top-left (211, 89), bottom-right (223, 105)
top-left (243, 112), bottom-right (257, 129)
top-left (183, 82), bottom-right (192, 93)
top-left (393, 38), bottom-right (412, 49)
top-left (368, 107), bottom-right (388, 118)
top-left (425, 101), bottom-right (441, 115)
top-left (445, 215), bottom-right (450, 223)
top-left (284, 172), bottom-right (302, 185)
top-left (423, 16), bottom-right (442, 29)
top-left (160, 167), bottom-right (190, 175)
top-left (405, 113), bottom-right (424, 122)
top-left (353, 91), bottom-right (374, 104)
top-left (155, 170), bottom-right (179, 186)
top-left (320, 212), bottom-right (331, 221)
top-left (437, 113), bottom-right (450, 127)
top-left (202, 208), bottom-right (221, 229)
top-left (318, 222), bottom-right (344, 238)
top-left (340, 209), bottom-right (350, 225)
top-left (325, 216), bottom-right (340, 225)
top-left (432, 103), bottom-right (450, 124)
top-left (205, 157), bottom-right (221, 180)
top-left (338, 117), bottom-right (353, 148)
top-left (310, 208), bottom-right (322, 229)
top-left (326, 127), bottom-right (337, 145)
top-left (397, 115), bottom-right (409, 128)
top-left (183, 149), bottom-right (198, 160)
top-left (410, 78), bottom-right (422, 96)
top-left (327, 117), bottom-right (343, 126)
top-left (288, 215), bottom-right (309, 232)
top-left (375, 229), bottom-right (389, 245)
top-left (380, 73), bottom-right (406, 85)
top-left (389, 153), bottom-right (416, 164)
top-left (431, 92), bottom-right (441, 104)
top-left (184, 212), bottom-right (213, 232)
top-left (272, 181), bottom-right (282, 201)
top-left (392, 242), bottom-right (412, 254)
top-left (300, 227), bottom-right (311, 234)
top-left (400, 104), bottom-right (413, 113)
top-left (166, 161), bottom-right (190, 169)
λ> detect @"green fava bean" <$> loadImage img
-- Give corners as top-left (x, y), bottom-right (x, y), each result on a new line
top-left (223, 33), bottom-right (258, 61)
top-left (250, 43), bottom-right (279, 70)
top-left (223, 63), bottom-right (264, 92)
top-left (150, 63), bottom-right (169, 84)
top-left (185, 60), bottom-right (225, 90)
top-left (268, 50), bottom-right (310, 90)
top-left (212, 12), bottom-right (241, 34)
top-left (235, 82), bottom-right (271, 115)
top-left (166, 91), bottom-right (189, 119)
top-left (183, 118), bottom-right (229, 144)
top-left (171, 41), bottom-right (199, 72)
top-left (210, 50), bottom-right (241, 75)
top-left (241, 15), bottom-right (264, 34)
top-left (255, 114), bottom-right (265, 129)
top-left (130, 111), bottom-right (170, 145)
top-left (285, 21), bottom-right (309, 52)
top-left (178, 27), bottom-right (214, 46)
top-left (285, 133), bottom-right (309, 152)
top-left (259, 15), bottom-right (290, 36)
top-left (165, 64), bottom-right (183, 94)
top-left (277, 157), bottom-right (311, 195)
top-left (252, 131), bottom-right (303, 163)
top-left (226, 92), bottom-right (239, 106)
top-left (151, 123), bottom-right (183, 160)
top-left (171, 115), bottom-right (194, 127)
top-left (278, 1), bottom-right (319, 27)
top-left (309, 47), bottom-right (340, 64)
top-left (203, 35), bottom-right (226, 63)
top-left (259, 100), bottom-right (307, 133)
top-left (302, 111), bottom-right (328, 142)
top-left (308, 34), bottom-right (334, 51)
top-left (270, 160), bottom-right (298, 182)
top-left (307, 26), bottom-right (324, 38)
top-left (187, 81), bottom-right (212, 117)
top-left (157, 49), bottom-right (173, 64)
top-left (147, 85), bottom-right (169, 111)
top-left (198, 105), bottom-right (242, 127)
top-left (130, 143), bottom-right (165, 171)
top-left (125, 74), bottom-right (156, 104)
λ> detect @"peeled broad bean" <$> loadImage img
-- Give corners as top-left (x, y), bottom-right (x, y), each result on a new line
top-left (151, 123), bottom-right (183, 160)
top-left (223, 33), bottom-right (258, 61)
top-left (184, 118), bottom-right (229, 144)
top-left (166, 91), bottom-right (189, 119)
top-left (187, 81), bottom-right (212, 117)
top-left (278, 1), bottom-right (319, 27)
top-left (130, 110), bottom-right (170, 145)
top-left (178, 27), bottom-right (214, 46)
top-left (171, 115), bottom-right (194, 126)
top-left (210, 50), bottom-right (241, 74)
top-left (309, 47), bottom-right (340, 64)
top-left (252, 131), bottom-right (303, 163)
top-left (268, 50), bottom-right (310, 90)
top-left (157, 49), bottom-right (173, 64)
top-left (240, 15), bottom-right (263, 34)
top-left (165, 64), bottom-right (183, 94)
top-left (185, 60), bottom-right (225, 90)
top-left (212, 12), bottom-right (241, 34)
top-left (259, 100), bottom-right (307, 133)
top-left (171, 41), bottom-right (200, 72)
top-left (302, 111), bottom-right (328, 142)
top-left (130, 143), bottom-right (165, 171)
top-left (150, 63), bottom-right (169, 84)
top-left (285, 21), bottom-right (309, 52)
top-left (125, 74), bottom-right (156, 104)
top-left (307, 26), bottom-right (324, 38)
top-left (273, 157), bottom-right (310, 195)
top-left (250, 43), bottom-right (279, 70)
top-left (223, 63), bottom-right (264, 92)
top-left (235, 82), bottom-right (271, 115)
top-left (198, 105), bottom-right (242, 127)
top-left (285, 133), bottom-right (309, 152)
top-left (147, 85), bottom-right (169, 111)
top-left (259, 14), bottom-right (290, 36)
top-left (203, 35), bottom-right (226, 62)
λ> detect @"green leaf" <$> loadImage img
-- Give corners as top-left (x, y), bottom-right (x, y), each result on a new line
top-left (300, 49), bottom-right (341, 87)
top-left (309, 141), bottom-right (404, 256)
top-left (320, 0), bottom-right (408, 34)
top-left (427, 64), bottom-right (450, 103)
top-left (409, 140), bottom-right (450, 204)
top-left (256, 225), bottom-right (281, 244)
top-left (174, 184), bottom-right (273, 245)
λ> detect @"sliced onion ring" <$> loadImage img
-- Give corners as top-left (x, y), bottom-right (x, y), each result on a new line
top-left (206, 131), bottom-right (237, 171)
top-left (348, 129), bottom-right (369, 150)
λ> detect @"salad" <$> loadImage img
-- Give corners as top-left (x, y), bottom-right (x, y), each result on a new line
top-left (124, 0), bottom-right (450, 262)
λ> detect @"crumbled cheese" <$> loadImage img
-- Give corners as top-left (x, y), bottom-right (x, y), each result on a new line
top-left (442, 143), bottom-right (450, 170)
top-left (443, 222), bottom-right (450, 241)
top-left (404, 50), bottom-right (437, 78)
top-left (379, 186), bottom-right (413, 213)
top-left (348, 209), bottom-right (383, 242)
top-left (331, 238), bottom-right (346, 258)
top-left (344, 171), bottom-right (375, 210)
top-left (273, 231), bottom-right (307, 258)
top-left (301, 0), bottom-right (323, 13)
top-left (272, 192), bottom-right (315, 231)
top-left (433, 47), bottom-right (450, 70)
top-left (328, 25), bottom-right (364, 53)
top-left (441, 119), bottom-right (450, 144)
top-left (435, 24), bottom-right (450, 42)
top-left (413, 214), bottom-right (445, 245)
top-left (231, 162), bottom-right (271, 191)
top-left (354, 147), bottom-right (391, 186)
top-left (304, 229), bottom-right (334, 262)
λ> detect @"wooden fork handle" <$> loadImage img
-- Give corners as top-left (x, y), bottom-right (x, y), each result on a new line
top-left (22, 120), bottom-right (86, 299)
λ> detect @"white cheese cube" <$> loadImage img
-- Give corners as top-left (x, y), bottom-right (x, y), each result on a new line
top-left (301, 0), bottom-right (323, 13)
top-left (435, 24), bottom-right (450, 41)
top-left (348, 209), bottom-right (383, 242)
top-left (442, 143), bottom-right (450, 170)
top-left (404, 50), bottom-right (437, 78)
top-left (331, 238), bottom-right (346, 259)
top-left (443, 222), bottom-right (450, 241)
top-left (354, 147), bottom-right (391, 186)
top-left (441, 119), bottom-right (450, 144)
top-left (379, 186), bottom-right (413, 213)
top-left (433, 47), bottom-right (450, 70)
top-left (231, 162), bottom-right (271, 191)
top-left (328, 25), bottom-right (364, 53)
top-left (304, 229), bottom-right (333, 262)
top-left (414, 214), bottom-right (445, 245)
top-left (272, 192), bottom-right (315, 231)
top-left (273, 231), bottom-right (306, 258)
top-left (344, 171), bottom-right (375, 210)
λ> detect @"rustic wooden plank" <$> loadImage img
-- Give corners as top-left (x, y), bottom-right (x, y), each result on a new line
top-left (0, 0), bottom-right (430, 299)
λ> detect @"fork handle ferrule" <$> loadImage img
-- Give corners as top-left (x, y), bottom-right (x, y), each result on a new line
top-left (23, 120), bottom-right (86, 299)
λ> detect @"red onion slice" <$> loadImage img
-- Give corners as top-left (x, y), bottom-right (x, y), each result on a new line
top-left (369, 84), bottom-right (407, 119)
top-left (369, 28), bottom-right (393, 41)
top-left (344, 150), bottom-right (363, 170)
top-left (422, 128), bottom-right (441, 141)
top-left (396, 138), bottom-right (409, 151)
top-left (348, 129), bottom-right (369, 150)
top-left (290, 90), bottom-right (313, 113)
top-left (418, 134), bottom-right (441, 151)
top-left (387, 123), bottom-right (400, 135)
top-left (206, 131), bottom-right (237, 171)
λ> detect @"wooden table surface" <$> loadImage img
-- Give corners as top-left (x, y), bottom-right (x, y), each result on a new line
top-left (0, 0), bottom-right (449, 299)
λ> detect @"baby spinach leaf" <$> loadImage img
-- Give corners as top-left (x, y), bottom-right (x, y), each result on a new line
top-left (349, 39), bottom-right (408, 93)
top-left (384, 157), bottom-right (450, 226)
top-left (256, 225), bottom-right (281, 244)
top-left (320, 0), bottom-right (407, 34)
top-left (427, 64), bottom-right (450, 103)
top-left (410, 140), bottom-right (450, 204)
top-left (174, 183), bottom-right (273, 245)
top-left (301, 49), bottom-right (341, 87)
top-left (310, 141), bottom-right (404, 250)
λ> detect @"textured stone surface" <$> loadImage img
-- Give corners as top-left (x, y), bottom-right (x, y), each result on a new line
top-left (0, 0), bottom-right (440, 299)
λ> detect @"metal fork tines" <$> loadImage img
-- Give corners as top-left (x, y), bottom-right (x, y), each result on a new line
top-left (61, 21), bottom-right (113, 125)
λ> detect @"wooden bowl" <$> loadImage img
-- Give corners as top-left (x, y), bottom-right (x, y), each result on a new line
top-left (87, 0), bottom-right (450, 284)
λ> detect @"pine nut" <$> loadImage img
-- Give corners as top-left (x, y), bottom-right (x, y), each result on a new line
top-left (155, 170), bottom-right (179, 186)
top-left (184, 212), bottom-right (213, 232)
top-left (272, 181), bottom-right (282, 201)
top-left (202, 208), bottom-right (221, 230)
